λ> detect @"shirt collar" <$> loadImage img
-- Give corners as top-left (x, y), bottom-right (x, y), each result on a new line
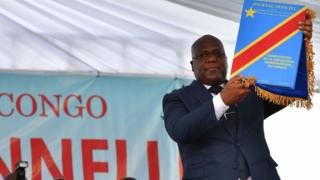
top-left (203, 83), bottom-right (224, 90)
top-left (203, 84), bottom-right (211, 90)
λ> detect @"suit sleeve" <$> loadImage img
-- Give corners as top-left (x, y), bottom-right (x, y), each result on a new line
top-left (263, 99), bottom-right (286, 119)
top-left (162, 92), bottom-right (219, 144)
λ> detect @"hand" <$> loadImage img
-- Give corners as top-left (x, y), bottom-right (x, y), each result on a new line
top-left (299, 9), bottom-right (314, 40)
top-left (220, 75), bottom-right (256, 105)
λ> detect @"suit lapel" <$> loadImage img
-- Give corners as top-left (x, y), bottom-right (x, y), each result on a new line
top-left (221, 105), bottom-right (238, 140)
top-left (188, 81), bottom-right (213, 104)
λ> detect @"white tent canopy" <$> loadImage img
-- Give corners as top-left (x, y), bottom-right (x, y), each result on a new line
top-left (0, 0), bottom-right (226, 78)
top-left (0, 0), bottom-right (318, 82)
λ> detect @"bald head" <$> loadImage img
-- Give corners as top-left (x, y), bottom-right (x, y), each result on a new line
top-left (191, 35), bottom-right (224, 59)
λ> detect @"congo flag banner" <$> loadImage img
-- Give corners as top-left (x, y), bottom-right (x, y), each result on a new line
top-left (231, 0), bottom-right (316, 109)
top-left (231, 6), bottom-right (307, 77)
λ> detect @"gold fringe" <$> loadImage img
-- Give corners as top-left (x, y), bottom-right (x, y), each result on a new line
top-left (252, 9), bottom-right (316, 110)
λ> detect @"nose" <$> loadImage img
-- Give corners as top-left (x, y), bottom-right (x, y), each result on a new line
top-left (205, 55), bottom-right (217, 63)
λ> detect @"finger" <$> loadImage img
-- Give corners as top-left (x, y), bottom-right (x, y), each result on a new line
top-left (299, 23), bottom-right (312, 31)
top-left (304, 19), bottom-right (312, 26)
top-left (298, 24), bottom-right (313, 39)
top-left (299, 19), bottom-right (312, 26)
top-left (248, 78), bottom-right (256, 86)
top-left (235, 83), bottom-right (244, 89)
top-left (298, 19), bottom-right (313, 33)
top-left (301, 26), bottom-right (312, 32)
top-left (228, 81), bottom-right (243, 90)
top-left (229, 75), bottom-right (243, 83)
top-left (299, 25), bottom-right (312, 32)
top-left (240, 82), bottom-right (252, 89)
top-left (240, 88), bottom-right (251, 94)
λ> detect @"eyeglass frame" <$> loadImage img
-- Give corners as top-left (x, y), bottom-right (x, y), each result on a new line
top-left (191, 49), bottom-right (227, 62)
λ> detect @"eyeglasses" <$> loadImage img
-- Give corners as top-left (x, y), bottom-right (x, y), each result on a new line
top-left (192, 50), bottom-right (226, 62)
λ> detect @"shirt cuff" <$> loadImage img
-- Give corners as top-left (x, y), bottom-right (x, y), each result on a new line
top-left (212, 93), bottom-right (229, 120)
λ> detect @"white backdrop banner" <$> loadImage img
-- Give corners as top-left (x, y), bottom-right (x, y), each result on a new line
top-left (0, 72), bottom-right (190, 180)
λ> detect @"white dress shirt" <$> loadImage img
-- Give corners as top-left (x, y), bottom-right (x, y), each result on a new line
top-left (203, 84), bottom-right (229, 120)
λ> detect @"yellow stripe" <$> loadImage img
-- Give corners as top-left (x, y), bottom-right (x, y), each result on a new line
top-left (234, 6), bottom-right (307, 59)
top-left (231, 29), bottom-right (300, 77)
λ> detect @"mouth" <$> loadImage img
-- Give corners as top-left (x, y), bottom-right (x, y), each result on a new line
top-left (206, 66), bottom-right (220, 71)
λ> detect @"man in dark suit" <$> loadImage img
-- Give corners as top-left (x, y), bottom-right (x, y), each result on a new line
top-left (162, 15), bottom-right (313, 180)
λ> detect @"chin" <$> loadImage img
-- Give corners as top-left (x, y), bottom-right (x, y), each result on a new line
top-left (205, 76), bottom-right (223, 85)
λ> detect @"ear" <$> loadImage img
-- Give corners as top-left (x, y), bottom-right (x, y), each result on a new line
top-left (224, 59), bottom-right (228, 69)
top-left (190, 61), bottom-right (194, 71)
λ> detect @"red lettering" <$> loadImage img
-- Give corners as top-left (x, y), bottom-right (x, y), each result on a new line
top-left (82, 139), bottom-right (108, 180)
top-left (63, 95), bottom-right (84, 118)
top-left (61, 139), bottom-right (74, 180)
top-left (31, 138), bottom-right (73, 180)
top-left (179, 156), bottom-right (183, 180)
top-left (0, 158), bottom-right (10, 178)
top-left (147, 141), bottom-right (160, 180)
top-left (86, 95), bottom-right (107, 119)
top-left (39, 94), bottom-right (61, 117)
top-left (0, 93), bottom-right (14, 117)
top-left (116, 140), bottom-right (127, 180)
top-left (0, 138), bottom-right (167, 179)
top-left (0, 93), bottom-right (108, 119)
top-left (0, 138), bottom-right (22, 178)
top-left (10, 138), bottom-right (22, 171)
top-left (16, 93), bottom-right (37, 117)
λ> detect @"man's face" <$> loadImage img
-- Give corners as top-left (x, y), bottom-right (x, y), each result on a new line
top-left (191, 36), bottom-right (227, 85)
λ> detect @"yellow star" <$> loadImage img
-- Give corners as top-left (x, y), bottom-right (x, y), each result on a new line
top-left (245, 7), bottom-right (256, 18)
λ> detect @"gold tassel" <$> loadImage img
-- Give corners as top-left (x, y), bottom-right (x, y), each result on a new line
top-left (247, 9), bottom-right (316, 110)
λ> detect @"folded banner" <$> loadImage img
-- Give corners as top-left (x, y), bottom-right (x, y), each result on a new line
top-left (231, 0), bottom-right (316, 109)
top-left (0, 72), bottom-right (189, 180)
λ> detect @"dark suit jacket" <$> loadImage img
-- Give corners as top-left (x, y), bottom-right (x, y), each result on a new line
top-left (163, 80), bottom-right (284, 180)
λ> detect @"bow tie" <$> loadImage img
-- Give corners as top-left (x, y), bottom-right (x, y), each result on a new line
top-left (209, 85), bottom-right (223, 94)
